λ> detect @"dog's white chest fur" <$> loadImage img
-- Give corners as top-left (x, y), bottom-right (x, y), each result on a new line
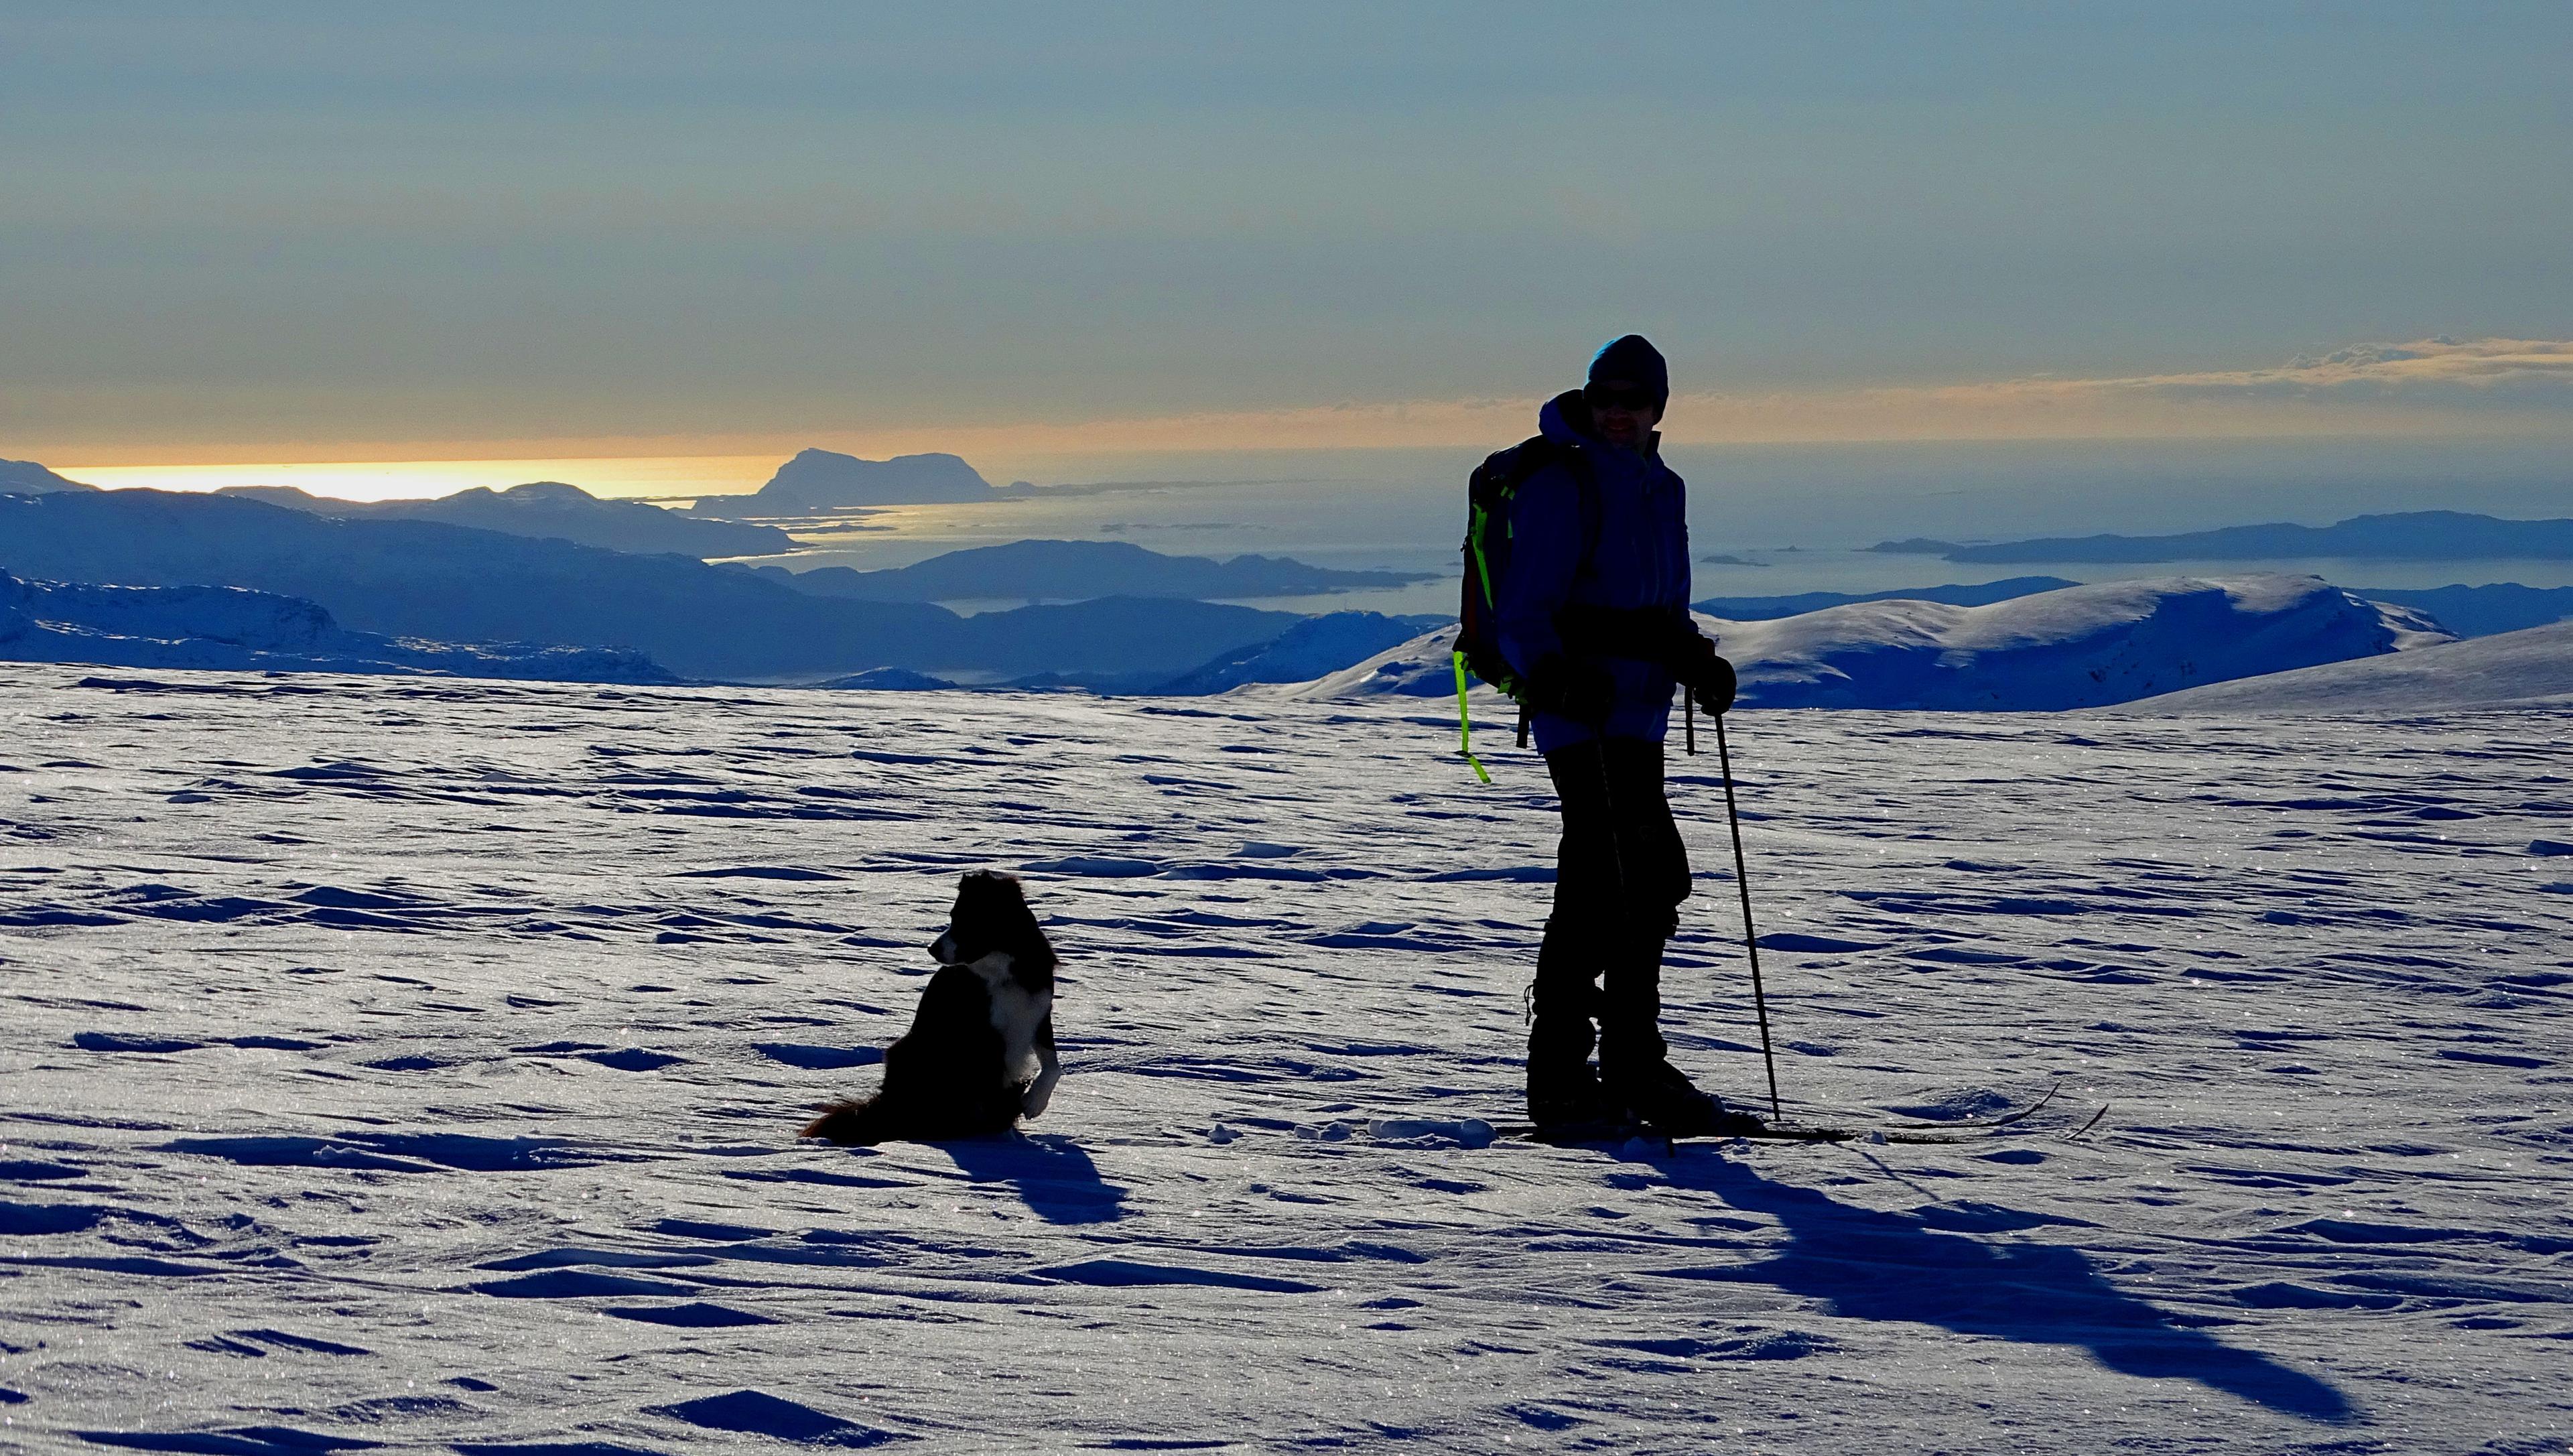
top-left (966, 951), bottom-right (1051, 1083)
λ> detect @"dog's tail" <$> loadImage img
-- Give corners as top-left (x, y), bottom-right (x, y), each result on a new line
top-left (801, 1096), bottom-right (897, 1146)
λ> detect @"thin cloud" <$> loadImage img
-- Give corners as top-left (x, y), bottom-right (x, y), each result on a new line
top-left (46, 338), bottom-right (2572, 472)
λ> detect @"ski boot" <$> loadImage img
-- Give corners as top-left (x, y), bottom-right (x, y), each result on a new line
top-left (1607, 1057), bottom-right (1764, 1139)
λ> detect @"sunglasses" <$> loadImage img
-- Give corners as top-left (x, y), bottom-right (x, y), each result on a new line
top-left (1584, 383), bottom-right (1658, 411)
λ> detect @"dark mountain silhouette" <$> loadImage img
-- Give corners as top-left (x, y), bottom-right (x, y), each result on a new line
top-left (2351, 582), bottom-right (2573, 639)
top-left (0, 569), bottom-right (674, 683)
top-left (0, 490), bottom-right (1300, 683)
top-left (689, 448), bottom-right (1012, 516)
top-left (754, 539), bottom-right (1431, 602)
top-left (2, 459), bottom-right (98, 495)
top-left (219, 480), bottom-right (791, 558)
top-left (1934, 511), bottom-right (2573, 564)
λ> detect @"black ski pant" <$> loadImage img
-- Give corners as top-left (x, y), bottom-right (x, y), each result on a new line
top-left (1531, 736), bottom-right (1690, 1080)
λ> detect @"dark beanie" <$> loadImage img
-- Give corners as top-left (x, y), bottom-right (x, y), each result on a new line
top-left (1587, 334), bottom-right (1668, 406)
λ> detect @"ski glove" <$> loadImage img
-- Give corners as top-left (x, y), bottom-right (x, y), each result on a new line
top-left (1526, 654), bottom-right (1616, 728)
top-left (1674, 635), bottom-right (1737, 716)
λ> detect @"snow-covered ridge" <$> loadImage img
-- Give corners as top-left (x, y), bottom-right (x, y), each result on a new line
top-left (2129, 619), bottom-right (2573, 714)
top-left (0, 570), bottom-right (675, 683)
top-left (1290, 575), bottom-right (2449, 711)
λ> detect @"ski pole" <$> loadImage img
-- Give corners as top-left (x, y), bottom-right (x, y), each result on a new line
top-left (1713, 711), bottom-right (1782, 1122)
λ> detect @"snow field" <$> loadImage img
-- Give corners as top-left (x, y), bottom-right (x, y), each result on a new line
top-left (0, 665), bottom-right (2568, 1453)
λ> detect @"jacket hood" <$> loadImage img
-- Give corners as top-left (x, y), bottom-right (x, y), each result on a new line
top-left (1538, 390), bottom-right (1595, 448)
top-left (1540, 389), bottom-right (1660, 458)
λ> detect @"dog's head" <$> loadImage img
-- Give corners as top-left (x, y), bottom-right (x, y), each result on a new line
top-left (929, 870), bottom-right (1056, 991)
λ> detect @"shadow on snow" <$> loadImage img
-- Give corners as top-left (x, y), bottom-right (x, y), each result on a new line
top-left (1626, 1151), bottom-right (2357, 1425)
top-left (939, 1132), bottom-right (1129, 1226)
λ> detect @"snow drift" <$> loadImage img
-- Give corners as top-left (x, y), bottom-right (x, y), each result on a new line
top-left (0, 570), bottom-right (676, 683)
top-left (2129, 619), bottom-right (2573, 714)
top-left (1289, 576), bottom-right (2450, 711)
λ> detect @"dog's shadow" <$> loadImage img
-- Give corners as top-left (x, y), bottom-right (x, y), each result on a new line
top-left (939, 1132), bottom-right (1130, 1226)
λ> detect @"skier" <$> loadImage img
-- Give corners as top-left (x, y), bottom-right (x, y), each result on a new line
top-left (1496, 334), bottom-right (1744, 1136)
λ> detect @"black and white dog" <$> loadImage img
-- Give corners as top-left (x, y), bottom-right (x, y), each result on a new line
top-left (801, 870), bottom-right (1061, 1145)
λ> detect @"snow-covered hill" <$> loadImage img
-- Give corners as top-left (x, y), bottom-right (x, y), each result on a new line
top-left (1294, 576), bottom-right (2448, 710)
top-left (0, 570), bottom-right (678, 682)
top-left (1150, 610), bottom-right (1443, 693)
top-left (2133, 619), bottom-right (2573, 714)
top-left (0, 664), bottom-right (2564, 1451)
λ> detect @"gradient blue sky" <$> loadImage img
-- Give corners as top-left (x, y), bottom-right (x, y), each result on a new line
top-left (6, 1), bottom-right (2569, 469)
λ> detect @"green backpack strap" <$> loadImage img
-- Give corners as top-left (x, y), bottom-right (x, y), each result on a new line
top-left (1451, 649), bottom-right (1492, 784)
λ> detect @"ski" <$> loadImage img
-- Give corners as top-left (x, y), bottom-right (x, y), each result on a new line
top-left (1496, 1120), bottom-right (1977, 1146)
top-left (1879, 1082), bottom-right (2067, 1130)
top-left (1491, 1090), bottom-right (2107, 1148)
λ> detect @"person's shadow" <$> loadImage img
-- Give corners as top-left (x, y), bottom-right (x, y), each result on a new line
top-left (1619, 1150), bottom-right (2355, 1425)
top-left (939, 1133), bottom-right (1129, 1226)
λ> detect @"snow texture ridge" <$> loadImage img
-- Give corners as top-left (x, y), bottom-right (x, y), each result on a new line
top-left (0, 663), bottom-right (2566, 1451)
top-left (1295, 574), bottom-right (2450, 710)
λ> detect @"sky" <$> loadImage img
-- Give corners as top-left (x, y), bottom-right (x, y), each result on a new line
top-left (5, 2), bottom-right (2570, 505)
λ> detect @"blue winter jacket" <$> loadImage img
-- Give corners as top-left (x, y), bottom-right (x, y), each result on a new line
top-left (1494, 392), bottom-right (1694, 752)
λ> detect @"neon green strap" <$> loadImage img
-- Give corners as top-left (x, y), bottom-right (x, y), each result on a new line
top-left (1452, 650), bottom-right (1492, 784)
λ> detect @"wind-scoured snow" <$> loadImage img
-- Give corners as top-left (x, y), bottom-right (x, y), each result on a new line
top-left (1, 664), bottom-right (2566, 1451)
top-left (1297, 576), bottom-right (2449, 710)
top-left (2133, 620), bottom-right (2573, 714)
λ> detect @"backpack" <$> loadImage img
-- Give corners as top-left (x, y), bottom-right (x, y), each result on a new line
top-left (1451, 437), bottom-right (1596, 781)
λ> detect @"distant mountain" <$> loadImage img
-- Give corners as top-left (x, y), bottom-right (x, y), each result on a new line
top-left (220, 480), bottom-right (792, 559)
top-left (0, 570), bottom-right (673, 683)
top-left (689, 448), bottom-right (1010, 517)
top-left (2132, 620), bottom-right (2573, 714)
top-left (2348, 583), bottom-right (2573, 639)
top-left (819, 667), bottom-right (960, 691)
top-left (0, 488), bottom-right (1302, 683)
top-left (756, 539), bottom-right (1432, 603)
top-left (948, 596), bottom-right (1301, 678)
top-left (1865, 537), bottom-right (1961, 555)
top-left (1936, 511), bottom-right (2573, 564)
top-left (1150, 612), bottom-right (1446, 695)
top-left (1294, 576), bottom-right (2449, 710)
top-left (1, 460), bottom-right (99, 495)
top-left (1692, 577), bottom-right (2075, 620)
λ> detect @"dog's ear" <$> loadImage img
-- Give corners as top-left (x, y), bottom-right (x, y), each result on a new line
top-left (997, 877), bottom-right (1055, 982)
